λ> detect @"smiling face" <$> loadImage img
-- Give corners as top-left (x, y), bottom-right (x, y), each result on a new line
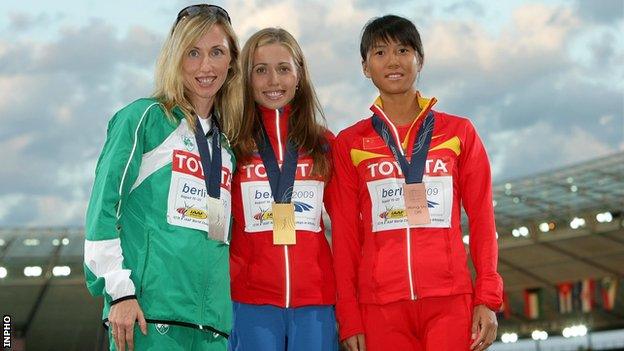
top-left (250, 43), bottom-right (299, 110)
top-left (181, 24), bottom-right (231, 116)
top-left (363, 39), bottom-right (421, 97)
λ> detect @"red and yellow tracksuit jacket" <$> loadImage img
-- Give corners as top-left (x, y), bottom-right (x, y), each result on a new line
top-left (230, 104), bottom-right (336, 308)
top-left (330, 94), bottom-right (503, 340)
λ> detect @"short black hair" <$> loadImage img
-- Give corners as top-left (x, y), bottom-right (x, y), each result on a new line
top-left (360, 15), bottom-right (424, 63)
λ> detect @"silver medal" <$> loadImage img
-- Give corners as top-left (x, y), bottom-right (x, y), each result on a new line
top-left (207, 196), bottom-right (226, 243)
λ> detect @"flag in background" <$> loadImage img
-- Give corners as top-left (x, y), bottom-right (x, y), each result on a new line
top-left (573, 279), bottom-right (596, 313)
top-left (580, 279), bottom-right (595, 313)
top-left (600, 276), bottom-right (618, 311)
top-left (524, 288), bottom-right (543, 320)
top-left (572, 281), bottom-right (582, 312)
top-left (557, 282), bottom-right (573, 314)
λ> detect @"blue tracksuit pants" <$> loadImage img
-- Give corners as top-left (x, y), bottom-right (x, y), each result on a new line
top-left (228, 302), bottom-right (338, 351)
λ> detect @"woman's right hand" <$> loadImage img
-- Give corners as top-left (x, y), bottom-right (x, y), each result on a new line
top-left (342, 333), bottom-right (366, 351)
top-left (109, 299), bottom-right (148, 351)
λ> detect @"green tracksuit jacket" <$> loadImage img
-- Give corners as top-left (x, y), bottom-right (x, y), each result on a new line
top-left (84, 98), bottom-right (235, 336)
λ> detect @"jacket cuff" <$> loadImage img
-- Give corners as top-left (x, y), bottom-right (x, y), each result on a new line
top-left (110, 295), bottom-right (137, 306)
top-left (473, 301), bottom-right (501, 312)
top-left (103, 269), bottom-right (136, 300)
top-left (473, 274), bottom-right (504, 311)
top-left (473, 292), bottom-right (503, 312)
top-left (336, 300), bottom-right (364, 341)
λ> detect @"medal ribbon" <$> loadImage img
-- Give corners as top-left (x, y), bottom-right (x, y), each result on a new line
top-left (255, 123), bottom-right (299, 204)
top-left (371, 111), bottom-right (435, 184)
top-left (193, 115), bottom-right (222, 199)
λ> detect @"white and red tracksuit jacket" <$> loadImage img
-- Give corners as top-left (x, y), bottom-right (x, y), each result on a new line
top-left (330, 94), bottom-right (503, 340)
top-left (230, 104), bottom-right (336, 308)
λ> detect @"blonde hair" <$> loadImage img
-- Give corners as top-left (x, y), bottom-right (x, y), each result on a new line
top-left (153, 11), bottom-right (242, 140)
top-left (235, 28), bottom-right (330, 180)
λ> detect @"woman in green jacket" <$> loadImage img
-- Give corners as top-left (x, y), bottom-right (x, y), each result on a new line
top-left (83, 4), bottom-right (241, 350)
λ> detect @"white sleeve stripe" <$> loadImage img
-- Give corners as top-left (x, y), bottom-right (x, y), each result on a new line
top-left (103, 270), bottom-right (135, 301)
top-left (131, 119), bottom-right (187, 192)
top-left (84, 238), bottom-right (136, 300)
top-left (116, 102), bottom-right (160, 219)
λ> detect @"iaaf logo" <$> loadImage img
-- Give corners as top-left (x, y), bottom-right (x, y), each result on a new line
top-left (253, 202), bottom-right (314, 224)
top-left (176, 202), bottom-right (207, 220)
top-left (366, 159), bottom-right (449, 179)
top-left (253, 208), bottom-right (273, 223)
top-left (379, 208), bottom-right (406, 221)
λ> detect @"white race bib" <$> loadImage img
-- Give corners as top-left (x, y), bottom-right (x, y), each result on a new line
top-left (166, 149), bottom-right (232, 242)
top-left (241, 180), bottom-right (324, 233)
top-left (367, 175), bottom-right (452, 232)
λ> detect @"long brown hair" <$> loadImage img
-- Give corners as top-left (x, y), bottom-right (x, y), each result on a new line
top-left (153, 10), bottom-right (242, 139)
top-left (234, 28), bottom-right (330, 180)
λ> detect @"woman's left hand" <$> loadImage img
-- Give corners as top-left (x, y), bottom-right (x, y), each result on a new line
top-left (470, 304), bottom-right (498, 351)
top-left (109, 299), bottom-right (148, 351)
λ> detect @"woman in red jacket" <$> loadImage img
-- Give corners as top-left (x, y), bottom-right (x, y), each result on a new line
top-left (228, 28), bottom-right (338, 351)
top-left (331, 15), bottom-right (503, 351)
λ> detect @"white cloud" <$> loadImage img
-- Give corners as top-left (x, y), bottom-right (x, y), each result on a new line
top-left (489, 121), bottom-right (613, 181)
top-left (32, 196), bottom-right (88, 226)
top-left (228, 0), bottom-right (302, 39)
top-left (0, 75), bottom-right (31, 111)
top-left (0, 18), bottom-right (162, 226)
top-left (575, 0), bottom-right (624, 24)
top-left (0, 194), bottom-right (27, 223)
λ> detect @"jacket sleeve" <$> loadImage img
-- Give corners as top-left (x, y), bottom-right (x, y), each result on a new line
top-left (222, 134), bottom-right (237, 244)
top-left (229, 156), bottom-right (250, 284)
top-left (458, 120), bottom-right (503, 311)
top-left (83, 103), bottom-right (151, 303)
top-left (322, 130), bottom-right (336, 217)
top-left (329, 133), bottom-right (365, 341)
top-left (229, 182), bottom-right (249, 285)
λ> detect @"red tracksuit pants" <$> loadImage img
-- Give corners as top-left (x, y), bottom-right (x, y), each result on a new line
top-left (361, 294), bottom-right (473, 351)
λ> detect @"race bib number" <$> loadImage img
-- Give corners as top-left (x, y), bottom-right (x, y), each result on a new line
top-left (241, 180), bottom-right (323, 233)
top-left (367, 175), bottom-right (452, 232)
top-left (166, 149), bottom-right (232, 241)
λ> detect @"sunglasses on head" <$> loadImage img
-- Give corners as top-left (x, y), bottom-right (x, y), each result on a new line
top-left (175, 4), bottom-right (231, 26)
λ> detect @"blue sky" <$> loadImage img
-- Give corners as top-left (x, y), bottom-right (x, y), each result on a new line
top-left (0, 0), bottom-right (622, 226)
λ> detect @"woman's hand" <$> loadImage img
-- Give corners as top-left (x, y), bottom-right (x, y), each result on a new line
top-left (342, 333), bottom-right (366, 351)
top-left (470, 305), bottom-right (498, 351)
top-left (109, 299), bottom-right (148, 351)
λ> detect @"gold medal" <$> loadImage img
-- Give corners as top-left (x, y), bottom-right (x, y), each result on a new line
top-left (272, 202), bottom-right (296, 245)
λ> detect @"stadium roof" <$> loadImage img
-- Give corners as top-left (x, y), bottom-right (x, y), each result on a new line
top-left (467, 151), bottom-right (624, 335)
top-left (484, 152), bottom-right (624, 298)
top-left (491, 151), bottom-right (624, 237)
